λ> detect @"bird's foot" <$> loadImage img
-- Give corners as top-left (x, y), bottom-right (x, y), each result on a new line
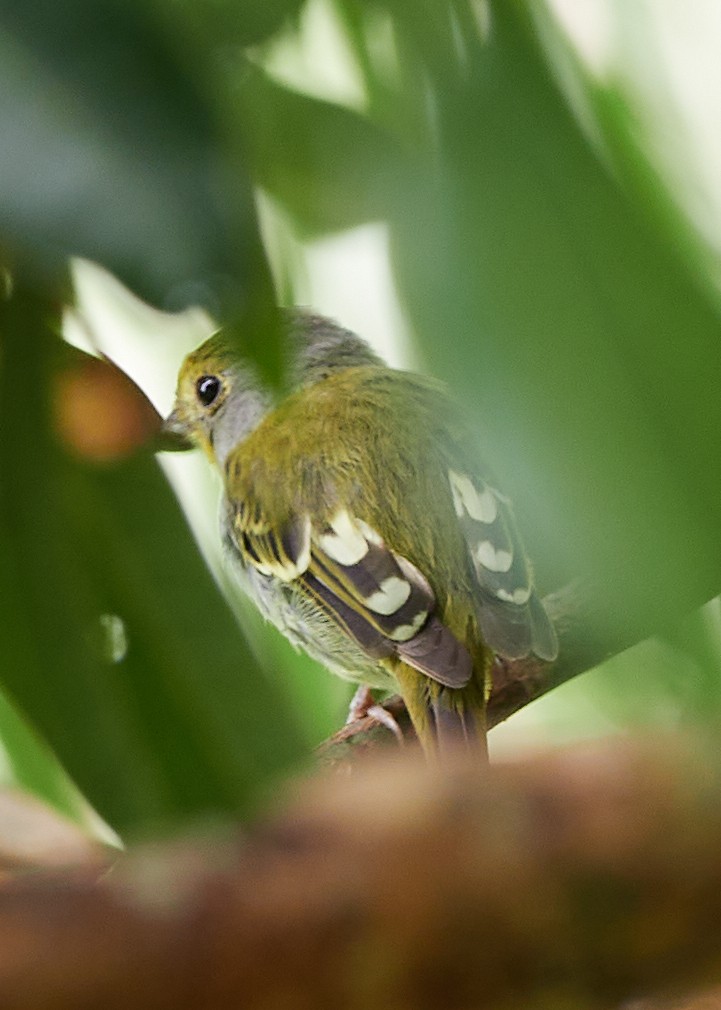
top-left (346, 685), bottom-right (404, 744)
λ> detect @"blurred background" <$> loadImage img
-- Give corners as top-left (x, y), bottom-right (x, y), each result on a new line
top-left (2, 0), bottom-right (721, 840)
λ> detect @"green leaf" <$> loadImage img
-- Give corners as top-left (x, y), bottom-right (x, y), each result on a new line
top-left (373, 1), bottom-right (721, 641)
top-left (0, 0), bottom-right (285, 382)
top-left (0, 0), bottom-right (269, 315)
top-left (236, 66), bottom-right (406, 236)
top-left (162, 0), bottom-right (305, 48)
top-left (0, 286), bottom-right (306, 837)
top-left (0, 684), bottom-right (87, 826)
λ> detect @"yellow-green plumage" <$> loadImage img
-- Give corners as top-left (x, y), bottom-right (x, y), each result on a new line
top-left (225, 366), bottom-right (492, 753)
top-left (164, 310), bottom-right (557, 759)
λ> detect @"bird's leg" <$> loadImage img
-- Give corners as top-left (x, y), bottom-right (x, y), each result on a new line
top-left (346, 685), bottom-right (404, 743)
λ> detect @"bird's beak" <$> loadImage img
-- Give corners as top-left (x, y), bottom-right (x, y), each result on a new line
top-left (155, 408), bottom-right (195, 453)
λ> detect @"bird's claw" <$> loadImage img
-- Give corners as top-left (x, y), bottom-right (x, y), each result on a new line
top-left (346, 685), bottom-right (404, 744)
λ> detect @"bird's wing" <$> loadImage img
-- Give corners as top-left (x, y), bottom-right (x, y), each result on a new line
top-left (225, 363), bottom-right (556, 673)
top-left (445, 467), bottom-right (558, 662)
top-left (227, 489), bottom-right (473, 689)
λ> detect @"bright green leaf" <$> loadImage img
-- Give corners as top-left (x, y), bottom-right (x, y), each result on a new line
top-left (237, 66), bottom-right (406, 236)
top-left (378, 1), bottom-right (721, 642)
top-left (0, 286), bottom-right (306, 837)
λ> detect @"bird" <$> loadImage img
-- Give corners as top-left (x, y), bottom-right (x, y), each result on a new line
top-left (163, 309), bottom-right (557, 758)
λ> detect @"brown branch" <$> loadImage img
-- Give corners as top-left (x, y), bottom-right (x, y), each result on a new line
top-left (2, 740), bottom-right (721, 1009)
top-left (487, 579), bottom-right (618, 726)
top-left (318, 579), bottom-right (687, 763)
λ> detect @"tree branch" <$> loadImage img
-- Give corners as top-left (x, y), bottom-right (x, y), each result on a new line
top-left (2, 741), bottom-right (721, 1009)
top-left (317, 579), bottom-right (697, 762)
top-left (487, 579), bottom-right (617, 727)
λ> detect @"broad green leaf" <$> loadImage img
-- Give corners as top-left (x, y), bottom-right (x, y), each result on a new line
top-left (0, 287), bottom-right (306, 837)
top-left (0, 0), bottom-right (283, 387)
top-left (234, 0), bottom-right (721, 652)
top-left (0, 0), bottom-right (228, 303)
top-left (236, 67), bottom-right (405, 237)
top-left (67, 256), bottom-right (349, 746)
top-left (162, 0), bottom-right (305, 48)
top-left (0, 684), bottom-right (86, 826)
top-left (375, 1), bottom-right (721, 639)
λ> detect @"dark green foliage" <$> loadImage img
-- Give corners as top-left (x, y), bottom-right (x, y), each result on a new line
top-left (0, 289), bottom-right (305, 835)
top-left (1, 0), bottom-right (720, 836)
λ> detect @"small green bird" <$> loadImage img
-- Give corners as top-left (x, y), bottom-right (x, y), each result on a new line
top-left (163, 310), bottom-right (557, 757)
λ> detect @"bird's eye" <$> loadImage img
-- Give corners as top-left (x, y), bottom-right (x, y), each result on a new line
top-left (196, 375), bottom-right (221, 407)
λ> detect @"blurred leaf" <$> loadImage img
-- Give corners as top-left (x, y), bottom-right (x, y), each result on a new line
top-left (0, 0), bottom-right (284, 381)
top-left (227, 592), bottom-right (353, 745)
top-left (355, 1), bottom-right (721, 641)
top-left (230, 0), bottom-right (721, 664)
top-left (0, 685), bottom-right (85, 826)
top-left (237, 66), bottom-right (406, 236)
top-left (656, 602), bottom-right (721, 719)
top-left (164, 0), bottom-right (305, 48)
top-left (68, 261), bottom-right (346, 745)
top-left (0, 0), bottom-right (223, 302)
top-left (0, 286), bottom-right (306, 837)
top-left (579, 636), bottom-right (710, 733)
top-left (521, 1), bottom-right (721, 312)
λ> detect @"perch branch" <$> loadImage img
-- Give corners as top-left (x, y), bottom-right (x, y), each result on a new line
top-left (2, 741), bottom-right (721, 1009)
top-left (318, 579), bottom-right (711, 762)
top-left (487, 578), bottom-right (618, 726)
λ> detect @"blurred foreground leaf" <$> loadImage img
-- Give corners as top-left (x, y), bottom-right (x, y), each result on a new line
top-left (165, 0), bottom-right (305, 49)
top-left (0, 287), bottom-right (305, 836)
top-left (0, 0), bottom-right (283, 383)
top-left (226, 0), bottom-right (721, 727)
top-left (237, 67), bottom-right (405, 236)
top-left (0, 0), bottom-right (229, 303)
top-left (0, 684), bottom-right (86, 825)
top-left (371, 1), bottom-right (721, 639)
top-left (4, 0), bottom-right (721, 835)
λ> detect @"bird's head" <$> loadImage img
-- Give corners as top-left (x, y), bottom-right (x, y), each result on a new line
top-left (161, 309), bottom-right (384, 467)
top-left (161, 333), bottom-right (270, 469)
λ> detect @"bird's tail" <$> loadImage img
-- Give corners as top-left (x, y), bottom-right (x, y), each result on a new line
top-left (394, 661), bottom-right (488, 761)
top-left (430, 687), bottom-right (488, 761)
